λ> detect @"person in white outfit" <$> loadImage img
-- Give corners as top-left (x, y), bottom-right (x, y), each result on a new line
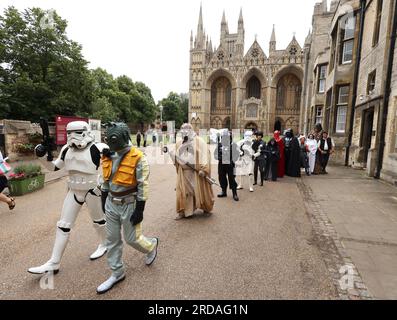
top-left (236, 131), bottom-right (255, 192)
top-left (28, 121), bottom-right (109, 275)
top-left (306, 134), bottom-right (318, 174)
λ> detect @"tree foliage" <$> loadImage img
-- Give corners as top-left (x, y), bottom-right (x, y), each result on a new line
top-left (0, 6), bottom-right (157, 125)
top-left (159, 92), bottom-right (189, 129)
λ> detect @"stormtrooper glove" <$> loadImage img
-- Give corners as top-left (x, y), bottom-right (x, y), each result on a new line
top-left (131, 201), bottom-right (145, 226)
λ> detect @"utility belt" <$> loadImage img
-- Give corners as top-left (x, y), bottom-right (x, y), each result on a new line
top-left (108, 188), bottom-right (137, 206)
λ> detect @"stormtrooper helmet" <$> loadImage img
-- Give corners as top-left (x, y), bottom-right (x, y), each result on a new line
top-left (244, 131), bottom-right (253, 144)
top-left (66, 121), bottom-right (94, 149)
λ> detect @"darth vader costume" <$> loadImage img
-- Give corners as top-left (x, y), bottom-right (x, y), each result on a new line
top-left (283, 129), bottom-right (301, 178)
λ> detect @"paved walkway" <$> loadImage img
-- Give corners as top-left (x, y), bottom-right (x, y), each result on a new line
top-left (0, 162), bottom-right (336, 300)
top-left (302, 166), bottom-right (397, 299)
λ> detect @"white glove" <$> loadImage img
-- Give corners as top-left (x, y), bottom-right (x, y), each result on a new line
top-left (254, 152), bottom-right (260, 159)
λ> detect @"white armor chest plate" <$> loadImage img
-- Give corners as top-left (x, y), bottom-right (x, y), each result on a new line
top-left (64, 147), bottom-right (98, 175)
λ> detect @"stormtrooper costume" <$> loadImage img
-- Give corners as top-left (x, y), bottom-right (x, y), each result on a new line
top-left (236, 131), bottom-right (254, 192)
top-left (28, 121), bottom-right (108, 275)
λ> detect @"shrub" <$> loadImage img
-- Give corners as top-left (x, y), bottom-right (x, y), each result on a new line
top-left (9, 164), bottom-right (42, 180)
top-left (14, 143), bottom-right (35, 154)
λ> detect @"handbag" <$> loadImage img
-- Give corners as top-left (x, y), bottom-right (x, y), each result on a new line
top-left (0, 158), bottom-right (11, 175)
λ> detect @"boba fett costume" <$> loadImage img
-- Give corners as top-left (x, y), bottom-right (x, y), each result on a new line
top-left (97, 123), bottom-right (158, 294)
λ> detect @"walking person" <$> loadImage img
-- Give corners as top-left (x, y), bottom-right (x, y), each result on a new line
top-left (252, 131), bottom-right (267, 186)
top-left (136, 131), bottom-right (142, 148)
top-left (0, 150), bottom-right (15, 210)
top-left (97, 122), bottom-right (158, 294)
top-left (170, 123), bottom-right (214, 220)
top-left (215, 130), bottom-right (240, 201)
top-left (264, 138), bottom-right (280, 182)
top-left (236, 131), bottom-right (254, 192)
top-left (274, 131), bottom-right (285, 178)
top-left (317, 132), bottom-right (334, 174)
top-left (306, 134), bottom-right (318, 174)
top-left (143, 131), bottom-right (147, 148)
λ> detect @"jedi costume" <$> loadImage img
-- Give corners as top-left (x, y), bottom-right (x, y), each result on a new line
top-left (97, 122), bottom-right (158, 294)
top-left (171, 124), bottom-right (214, 220)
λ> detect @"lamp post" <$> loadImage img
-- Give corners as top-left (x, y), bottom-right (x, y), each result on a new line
top-left (159, 105), bottom-right (163, 129)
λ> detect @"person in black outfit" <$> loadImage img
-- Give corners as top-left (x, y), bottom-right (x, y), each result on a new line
top-left (264, 138), bottom-right (280, 181)
top-left (284, 129), bottom-right (301, 177)
top-left (136, 131), bottom-right (142, 147)
top-left (252, 131), bottom-right (267, 186)
top-left (318, 132), bottom-right (333, 174)
top-left (215, 130), bottom-right (240, 201)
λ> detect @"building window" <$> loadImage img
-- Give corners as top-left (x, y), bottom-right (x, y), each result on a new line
top-left (246, 104), bottom-right (258, 118)
top-left (373, 0), bottom-right (383, 47)
top-left (246, 76), bottom-right (261, 99)
top-left (367, 70), bottom-right (376, 95)
top-left (315, 106), bottom-right (323, 125)
top-left (341, 16), bottom-right (355, 64)
top-left (335, 86), bottom-right (350, 133)
top-left (318, 65), bottom-right (327, 93)
top-left (277, 85), bottom-right (285, 109)
top-left (211, 77), bottom-right (232, 112)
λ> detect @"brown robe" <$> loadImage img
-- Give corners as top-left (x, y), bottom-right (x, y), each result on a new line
top-left (173, 136), bottom-right (214, 214)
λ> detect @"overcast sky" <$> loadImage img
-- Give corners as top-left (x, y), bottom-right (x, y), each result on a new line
top-left (1, 0), bottom-right (326, 102)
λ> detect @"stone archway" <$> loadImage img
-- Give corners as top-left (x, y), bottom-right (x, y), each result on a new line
top-left (271, 66), bottom-right (303, 135)
top-left (245, 122), bottom-right (258, 131)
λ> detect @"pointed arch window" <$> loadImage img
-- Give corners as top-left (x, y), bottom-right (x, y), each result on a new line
top-left (246, 76), bottom-right (261, 99)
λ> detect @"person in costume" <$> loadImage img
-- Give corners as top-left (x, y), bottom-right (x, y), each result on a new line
top-left (306, 134), bottom-right (318, 174)
top-left (0, 150), bottom-right (15, 210)
top-left (215, 130), bottom-right (240, 201)
top-left (264, 138), bottom-right (280, 182)
top-left (273, 131), bottom-right (285, 178)
top-left (299, 135), bottom-right (311, 176)
top-left (170, 123), bottom-right (214, 220)
top-left (236, 131), bottom-right (255, 192)
top-left (252, 131), bottom-right (267, 186)
top-left (284, 129), bottom-right (301, 178)
top-left (28, 121), bottom-right (108, 275)
top-left (96, 122), bottom-right (158, 294)
top-left (311, 124), bottom-right (324, 175)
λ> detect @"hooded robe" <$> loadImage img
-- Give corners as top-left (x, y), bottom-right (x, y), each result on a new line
top-left (173, 135), bottom-right (214, 215)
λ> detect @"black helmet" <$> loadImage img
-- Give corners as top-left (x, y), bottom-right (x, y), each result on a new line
top-left (35, 144), bottom-right (47, 158)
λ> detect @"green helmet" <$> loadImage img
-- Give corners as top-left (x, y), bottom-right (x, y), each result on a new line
top-left (104, 122), bottom-right (131, 152)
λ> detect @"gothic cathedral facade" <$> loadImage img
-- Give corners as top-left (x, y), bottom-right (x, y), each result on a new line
top-left (189, 6), bottom-right (306, 134)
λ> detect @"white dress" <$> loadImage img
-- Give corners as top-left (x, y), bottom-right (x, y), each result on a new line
top-left (306, 139), bottom-right (318, 174)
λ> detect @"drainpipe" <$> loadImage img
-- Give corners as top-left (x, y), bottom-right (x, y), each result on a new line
top-left (345, 0), bottom-right (366, 166)
top-left (375, 0), bottom-right (397, 179)
top-left (302, 47), bottom-right (311, 135)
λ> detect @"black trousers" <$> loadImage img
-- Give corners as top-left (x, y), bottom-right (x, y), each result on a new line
top-left (264, 160), bottom-right (278, 181)
top-left (218, 164), bottom-right (237, 191)
top-left (254, 159), bottom-right (266, 183)
top-left (137, 140), bottom-right (141, 147)
top-left (320, 153), bottom-right (330, 172)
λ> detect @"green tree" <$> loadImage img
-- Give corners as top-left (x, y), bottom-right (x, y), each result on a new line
top-left (159, 92), bottom-right (189, 128)
top-left (0, 7), bottom-right (94, 121)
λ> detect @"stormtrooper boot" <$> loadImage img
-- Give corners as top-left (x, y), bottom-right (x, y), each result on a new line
top-left (28, 228), bottom-right (69, 274)
top-left (90, 222), bottom-right (107, 260)
top-left (249, 175), bottom-right (254, 192)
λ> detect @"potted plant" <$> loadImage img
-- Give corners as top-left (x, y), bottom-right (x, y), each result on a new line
top-left (8, 163), bottom-right (45, 196)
